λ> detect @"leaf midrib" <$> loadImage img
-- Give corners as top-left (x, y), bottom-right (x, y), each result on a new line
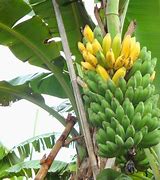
top-left (0, 21), bottom-right (77, 112)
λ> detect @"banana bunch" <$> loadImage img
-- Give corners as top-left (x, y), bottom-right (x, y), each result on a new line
top-left (78, 25), bottom-right (160, 173)
top-left (78, 25), bottom-right (141, 84)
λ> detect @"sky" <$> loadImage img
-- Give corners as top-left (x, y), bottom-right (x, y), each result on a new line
top-left (0, 0), bottom-right (95, 163)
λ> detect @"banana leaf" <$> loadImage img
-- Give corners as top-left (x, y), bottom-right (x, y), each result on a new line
top-left (28, 0), bottom-right (94, 62)
top-left (125, 0), bottom-right (160, 90)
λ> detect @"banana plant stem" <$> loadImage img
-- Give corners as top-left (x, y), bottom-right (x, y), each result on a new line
top-left (106, 0), bottom-right (120, 38)
top-left (52, 0), bottom-right (99, 179)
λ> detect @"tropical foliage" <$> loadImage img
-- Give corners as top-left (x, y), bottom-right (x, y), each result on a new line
top-left (0, 0), bottom-right (160, 179)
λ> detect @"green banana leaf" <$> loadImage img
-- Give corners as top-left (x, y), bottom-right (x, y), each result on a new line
top-left (0, 160), bottom-right (68, 179)
top-left (126, 0), bottom-right (160, 91)
top-left (0, 0), bottom-right (63, 69)
top-left (1, 133), bottom-right (55, 163)
top-left (0, 142), bottom-right (8, 160)
top-left (0, 72), bottom-right (69, 105)
top-left (0, 75), bottom-right (68, 127)
top-left (28, 0), bottom-right (94, 61)
top-left (0, 133), bottom-right (55, 179)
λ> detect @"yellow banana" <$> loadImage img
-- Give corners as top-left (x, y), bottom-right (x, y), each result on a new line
top-left (81, 61), bottom-right (95, 70)
top-left (82, 51), bottom-right (98, 66)
top-left (112, 34), bottom-right (121, 59)
top-left (112, 67), bottom-right (126, 85)
top-left (121, 35), bottom-right (131, 58)
top-left (130, 42), bottom-right (140, 62)
top-left (124, 57), bottom-right (133, 70)
top-left (150, 71), bottom-right (156, 81)
top-left (87, 52), bottom-right (98, 66)
top-left (106, 49), bottom-right (115, 68)
top-left (86, 42), bottom-right (93, 54)
top-left (102, 33), bottom-right (111, 55)
top-left (78, 42), bottom-right (86, 53)
top-left (83, 25), bottom-right (94, 43)
top-left (96, 64), bottom-right (110, 80)
top-left (114, 55), bottom-right (125, 70)
top-left (82, 50), bottom-right (90, 62)
top-left (92, 39), bottom-right (103, 55)
top-left (130, 37), bottom-right (136, 52)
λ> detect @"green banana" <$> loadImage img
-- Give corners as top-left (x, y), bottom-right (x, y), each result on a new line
top-left (139, 113), bottom-right (151, 127)
top-left (123, 98), bottom-right (134, 120)
top-left (98, 143), bottom-right (117, 158)
top-left (152, 108), bottom-right (160, 118)
top-left (98, 150), bottom-right (107, 158)
top-left (146, 116), bottom-right (160, 132)
top-left (143, 102), bottom-right (152, 116)
top-left (115, 87), bottom-right (124, 103)
top-left (105, 108), bottom-right (116, 122)
top-left (131, 112), bottom-right (143, 130)
top-left (116, 123), bottom-right (126, 140)
top-left (145, 94), bottom-right (159, 109)
top-left (141, 74), bottom-right (150, 88)
top-left (105, 89), bottom-right (114, 104)
top-left (116, 105), bottom-right (125, 123)
top-left (127, 59), bottom-right (142, 79)
top-left (106, 126), bottom-right (116, 142)
top-left (139, 47), bottom-right (147, 60)
top-left (85, 70), bottom-right (97, 81)
top-left (102, 121), bottom-right (110, 130)
top-left (140, 126), bottom-right (148, 137)
top-left (96, 50), bottom-right (109, 69)
top-left (97, 128), bottom-right (107, 143)
top-left (133, 131), bottom-right (143, 146)
top-left (127, 76), bottom-right (136, 89)
top-left (98, 80), bottom-right (108, 96)
top-left (98, 111), bottom-right (106, 123)
top-left (141, 85), bottom-right (152, 101)
top-left (139, 47), bottom-right (151, 62)
top-left (135, 102), bottom-right (144, 115)
top-left (149, 58), bottom-right (157, 75)
top-left (83, 95), bottom-right (90, 105)
top-left (133, 86), bottom-right (143, 105)
top-left (98, 143), bottom-right (108, 155)
top-left (126, 125), bottom-right (136, 139)
top-left (83, 90), bottom-right (98, 103)
top-left (118, 77), bottom-right (127, 94)
top-left (88, 108), bottom-right (101, 126)
top-left (82, 36), bottom-right (88, 45)
top-left (125, 86), bottom-right (134, 101)
top-left (106, 141), bottom-right (118, 156)
top-left (140, 60), bottom-right (152, 76)
top-left (90, 102), bottom-right (103, 113)
top-left (101, 98), bottom-right (111, 110)
top-left (115, 134), bottom-right (125, 147)
top-left (110, 117), bottom-right (119, 130)
top-left (96, 130), bottom-right (106, 144)
top-left (95, 73), bottom-right (104, 83)
top-left (134, 71), bottom-right (142, 86)
top-left (93, 26), bottom-right (103, 44)
top-left (121, 115), bottom-right (131, 131)
top-left (124, 137), bottom-right (134, 149)
top-left (86, 79), bottom-right (98, 93)
top-left (111, 98), bottom-right (120, 112)
top-left (107, 79), bottom-right (116, 93)
top-left (140, 129), bottom-right (160, 148)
